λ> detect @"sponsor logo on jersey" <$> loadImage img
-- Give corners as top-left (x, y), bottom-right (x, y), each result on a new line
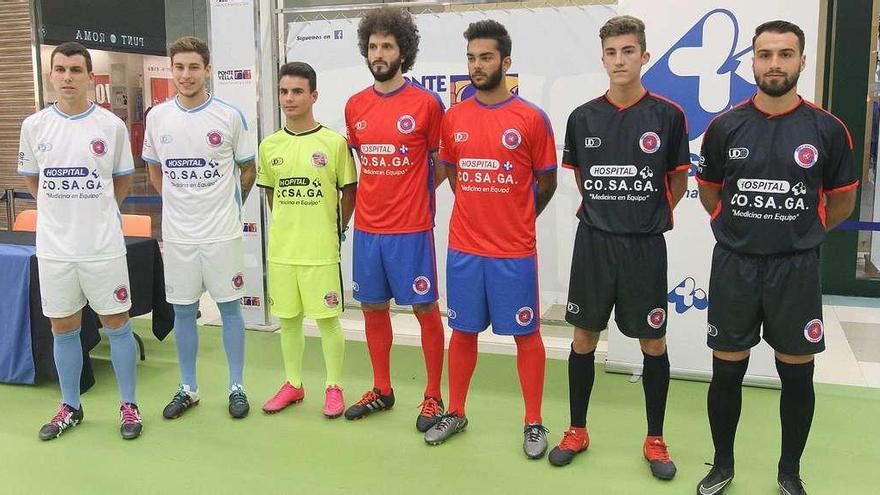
top-left (397, 114), bottom-right (416, 134)
top-left (584, 137), bottom-right (602, 148)
top-left (166, 158), bottom-right (206, 168)
top-left (207, 130), bottom-right (224, 147)
top-left (728, 147), bottom-right (749, 159)
top-left (567, 302), bottom-right (580, 314)
top-left (590, 165), bottom-right (637, 177)
top-left (44, 167), bottom-right (89, 178)
top-left (639, 166), bottom-right (654, 179)
top-left (160, 134), bottom-right (173, 144)
top-left (271, 157), bottom-right (284, 167)
top-left (232, 272), bottom-right (244, 290)
top-left (668, 277), bottom-right (708, 314)
top-left (90, 138), bottom-right (107, 156)
top-left (278, 177), bottom-right (310, 187)
top-left (791, 182), bottom-right (807, 196)
top-left (37, 141), bottom-right (53, 152)
top-left (312, 151), bottom-right (328, 168)
top-left (323, 291), bottom-right (340, 308)
top-left (502, 129), bottom-right (522, 150)
top-left (241, 296), bottom-right (261, 307)
top-left (113, 284), bottom-right (129, 303)
top-left (639, 132), bottom-right (661, 154)
top-left (412, 276), bottom-right (431, 295)
top-left (516, 306), bottom-right (534, 326)
top-left (804, 319), bottom-right (824, 343)
top-left (360, 144), bottom-right (395, 155)
top-left (647, 308), bottom-right (666, 329)
top-left (355, 120), bottom-right (367, 131)
top-left (448, 308), bottom-right (457, 320)
top-left (736, 178), bottom-right (790, 194)
top-left (794, 144), bottom-right (818, 169)
top-left (399, 145), bottom-right (409, 154)
top-left (454, 132), bottom-right (469, 143)
top-left (707, 324), bottom-right (719, 337)
top-left (502, 161), bottom-right (514, 172)
top-left (459, 158), bottom-right (500, 170)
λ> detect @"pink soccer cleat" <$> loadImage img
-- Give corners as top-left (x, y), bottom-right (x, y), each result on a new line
top-left (323, 385), bottom-right (345, 419)
top-left (262, 382), bottom-right (304, 414)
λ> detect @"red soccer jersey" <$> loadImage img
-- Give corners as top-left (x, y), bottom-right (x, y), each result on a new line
top-left (345, 80), bottom-right (444, 233)
top-left (440, 95), bottom-right (557, 258)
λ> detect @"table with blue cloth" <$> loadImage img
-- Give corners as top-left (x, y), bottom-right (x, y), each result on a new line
top-left (0, 231), bottom-right (174, 391)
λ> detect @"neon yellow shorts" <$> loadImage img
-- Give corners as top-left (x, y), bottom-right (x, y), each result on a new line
top-left (267, 262), bottom-right (343, 318)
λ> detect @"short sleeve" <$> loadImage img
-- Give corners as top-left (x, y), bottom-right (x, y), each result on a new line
top-left (113, 122), bottom-right (135, 176)
top-left (426, 95), bottom-right (444, 152)
top-left (255, 139), bottom-right (274, 188)
top-left (17, 120), bottom-right (39, 176)
top-left (337, 137), bottom-right (358, 188)
top-left (142, 111), bottom-right (160, 166)
top-left (696, 119), bottom-right (725, 187)
top-left (438, 112), bottom-right (456, 168)
top-left (823, 118), bottom-right (859, 194)
top-left (344, 100), bottom-right (360, 150)
top-left (233, 111), bottom-right (256, 164)
top-left (561, 110), bottom-right (578, 170)
top-left (531, 110), bottom-right (557, 175)
top-left (667, 107), bottom-right (692, 173)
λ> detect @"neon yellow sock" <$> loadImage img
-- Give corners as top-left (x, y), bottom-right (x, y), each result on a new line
top-left (279, 315), bottom-right (305, 388)
top-left (316, 316), bottom-right (345, 388)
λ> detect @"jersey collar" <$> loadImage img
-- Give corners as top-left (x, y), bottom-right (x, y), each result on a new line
top-left (603, 89), bottom-right (649, 111)
top-left (52, 101), bottom-right (96, 120)
top-left (474, 94), bottom-right (517, 109)
top-left (174, 93), bottom-right (214, 113)
top-left (750, 94), bottom-right (804, 119)
top-left (372, 80), bottom-right (409, 98)
top-left (283, 124), bottom-right (322, 137)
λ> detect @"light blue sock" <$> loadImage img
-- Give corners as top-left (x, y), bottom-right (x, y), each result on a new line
top-left (173, 302), bottom-right (200, 391)
top-left (53, 328), bottom-right (83, 410)
top-left (104, 321), bottom-right (137, 404)
top-left (218, 300), bottom-right (245, 389)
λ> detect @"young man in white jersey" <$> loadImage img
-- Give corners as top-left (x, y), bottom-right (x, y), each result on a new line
top-left (18, 41), bottom-right (142, 440)
top-left (144, 36), bottom-right (256, 419)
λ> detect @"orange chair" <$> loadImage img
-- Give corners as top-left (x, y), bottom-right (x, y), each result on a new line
top-left (121, 214), bottom-right (152, 237)
top-left (13, 209), bottom-right (38, 232)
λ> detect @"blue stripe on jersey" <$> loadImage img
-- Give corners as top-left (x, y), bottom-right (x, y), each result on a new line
top-left (113, 168), bottom-right (135, 177)
top-left (173, 94), bottom-right (214, 113)
top-left (143, 156), bottom-right (162, 166)
top-left (235, 154), bottom-right (255, 164)
top-left (517, 96), bottom-right (554, 136)
top-left (215, 97), bottom-right (250, 131)
top-left (17, 169), bottom-right (39, 176)
top-left (52, 102), bottom-right (97, 120)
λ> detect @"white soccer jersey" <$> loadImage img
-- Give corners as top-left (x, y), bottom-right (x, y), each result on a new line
top-left (143, 95), bottom-right (255, 244)
top-left (17, 102), bottom-right (134, 261)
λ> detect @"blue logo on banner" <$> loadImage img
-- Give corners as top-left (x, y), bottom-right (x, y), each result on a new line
top-left (643, 9), bottom-right (757, 139)
top-left (668, 277), bottom-right (709, 313)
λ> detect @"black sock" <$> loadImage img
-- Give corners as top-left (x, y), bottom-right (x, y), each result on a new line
top-left (708, 355), bottom-right (749, 469)
top-left (568, 347), bottom-right (595, 428)
top-left (642, 351), bottom-right (670, 436)
top-left (776, 359), bottom-right (815, 476)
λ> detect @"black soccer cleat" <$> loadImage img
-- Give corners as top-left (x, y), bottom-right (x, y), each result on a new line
top-left (696, 464), bottom-right (734, 495)
top-left (228, 386), bottom-right (250, 419)
top-left (119, 402), bottom-right (143, 440)
top-left (39, 403), bottom-right (84, 441)
top-left (778, 472), bottom-right (807, 495)
top-left (344, 388), bottom-right (395, 420)
top-left (162, 386), bottom-right (200, 419)
top-left (416, 397), bottom-right (444, 432)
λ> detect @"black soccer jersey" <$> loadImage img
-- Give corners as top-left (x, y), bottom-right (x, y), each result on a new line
top-left (697, 96), bottom-right (858, 255)
top-left (562, 91), bottom-right (691, 235)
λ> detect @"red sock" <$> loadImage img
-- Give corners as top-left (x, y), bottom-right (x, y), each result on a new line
top-left (415, 306), bottom-right (445, 399)
top-left (515, 331), bottom-right (546, 424)
top-left (447, 330), bottom-right (478, 416)
top-left (363, 308), bottom-right (393, 395)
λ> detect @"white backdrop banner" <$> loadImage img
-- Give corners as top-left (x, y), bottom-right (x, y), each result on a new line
top-left (608, 0), bottom-right (821, 384)
top-left (286, 4), bottom-right (615, 310)
top-left (209, 0), bottom-right (268, 326)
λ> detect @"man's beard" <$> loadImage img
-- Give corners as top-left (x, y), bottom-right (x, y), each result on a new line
top-left (369, 57), bottom-right (402, 83)
top-left (470, 65), bottom-right (504, 91)
top-left (755, 70), bottom-right (799, 97)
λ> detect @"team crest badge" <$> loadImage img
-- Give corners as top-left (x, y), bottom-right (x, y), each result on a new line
top-left (794, 144), bottom-right (818, 169)
top-left (804, 319), bottom-right (824, 343)
top-left (412, 276), bottom-right (431, 296)
top-left (113, 284), bottom-right (129, 303)
top-left (502, 128), bottom-right (522, 150)
top-left (231, 272), bottom-right (244, 289)
top-left (647, 308), bottom-right (666, 329)
top-left (323, 291), bottom-right (340, 308)
top-left (311, 151), bottom-right (328, 168)
top-left (90, 138), bottom-right (107, 157)
top-left (207, 130), bottom-right (224, 147)
top-left (397, 115), bottom-right (416, 134)
top-left (516, 306), bottom-right (534, 326)
top-left (639, 132), bottom-right (661, 154)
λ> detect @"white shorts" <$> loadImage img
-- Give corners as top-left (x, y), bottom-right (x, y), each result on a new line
top-left (163, 238), bottom-right (245, 305)
top-left (38, 255), bottom-right (132, 318)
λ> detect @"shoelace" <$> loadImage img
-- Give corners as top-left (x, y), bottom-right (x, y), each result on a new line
top-left (50, 405), bottom-right (71, 425)
top-left (121, 404), bottom-right (141, 425)
top-left (418, 398), bottom-right (441, 417)
top-left (230, 389), bottom-right (248, 406)
top-left (558, 429), bottom-right (586, 450)
top-left (355, 390), bottom-right (379, 406)
top-left (645, 439), bottom-right (671, 462)
top-left (524, 424), bottom-right (549, 442)
top-left (433, 413), bottom-right (459, 432)
top-left (172, 388), bottom-right (191, 405)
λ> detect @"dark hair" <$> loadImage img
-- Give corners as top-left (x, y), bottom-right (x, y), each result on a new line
top-left (168, 36), bottom-right (210, 66)
top-left (279, 61), bottom-right (317, 91)
top-left (50, 42), bottom-right (92, 72)
top-left (357, 7), bottom-right (420, 74)
top-left (753, 20), bottom-right (805, 54)
top-left (463, 19), bottom-right (512, 59)
top-left (599, 15), bottom-right (646, 52)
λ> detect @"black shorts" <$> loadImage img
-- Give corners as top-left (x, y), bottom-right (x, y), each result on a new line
top-left (565, 223), bottom-right (668, 339)
top-left (707, 244), bottom-right (824, 355)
